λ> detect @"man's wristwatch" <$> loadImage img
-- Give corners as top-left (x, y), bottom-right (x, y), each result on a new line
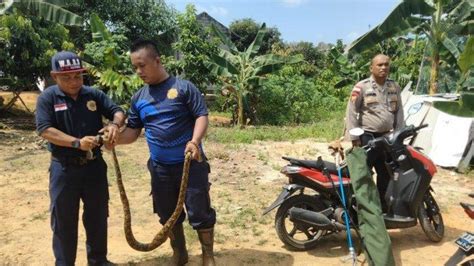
top-left (71, 139), bottom-right (81, 149)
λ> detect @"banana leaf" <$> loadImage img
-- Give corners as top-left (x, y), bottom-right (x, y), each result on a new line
top-left (348, 0), bottom-right (434, 54)
top-left (1, 0), bottom-right (83, 26)
top-left (246, 23), bottom-right (267, 58)
top-left (458, 36), bottom-right (474, 74)
top-left (211, 24), bottom-right (238, 53)
top-left (90, 13), bottom-right (111, 42)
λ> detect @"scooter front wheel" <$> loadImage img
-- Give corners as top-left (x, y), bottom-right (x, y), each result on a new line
top-left (418, 191), bottom-right (444, 242)
top-left (275, 194), bottom-right (327, 251)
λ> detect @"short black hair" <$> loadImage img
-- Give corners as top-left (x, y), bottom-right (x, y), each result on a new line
top-left (130, 39), bottom-right (160, 57)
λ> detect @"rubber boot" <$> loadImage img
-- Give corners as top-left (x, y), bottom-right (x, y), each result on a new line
top-left (197, 227), bottom-right (216, 266)
top-left (169, 224), bottom-right (188, 266)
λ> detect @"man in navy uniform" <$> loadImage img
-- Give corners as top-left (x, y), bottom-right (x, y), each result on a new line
top-left (35, 51), bottom-right (125, 265)
top-left (115, 39), bottom-right (216, 266)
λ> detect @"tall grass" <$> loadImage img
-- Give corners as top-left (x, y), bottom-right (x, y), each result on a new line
top-left (207, 111), bottom-right (345, 143)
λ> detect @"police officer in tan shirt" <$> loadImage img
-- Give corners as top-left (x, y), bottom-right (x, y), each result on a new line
top-left (346, 54), bottom-right (405, 211)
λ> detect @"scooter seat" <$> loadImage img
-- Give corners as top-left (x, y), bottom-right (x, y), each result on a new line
top-left (282, 157), bottom-right (349, 177)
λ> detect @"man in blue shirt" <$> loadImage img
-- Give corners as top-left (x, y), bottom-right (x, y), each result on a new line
top-left (36, 51), bottom-right (125, 266)
top-left (116, 39), bottom-right (216, 265)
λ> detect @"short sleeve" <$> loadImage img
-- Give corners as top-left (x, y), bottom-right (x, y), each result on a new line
top-left (126, 95), bottom-right (144, 129)
top-left (184, 82), bottom-right (208, 118)
top-left (94, 89), bottom-right (124, 120)
top-left (35, 92), bottom-right (54, 135)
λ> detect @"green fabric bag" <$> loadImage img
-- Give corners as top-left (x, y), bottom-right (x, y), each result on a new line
top-left (346, 147), bottom-right (395, 266)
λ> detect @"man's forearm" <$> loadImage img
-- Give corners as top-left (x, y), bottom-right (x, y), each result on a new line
top-left (41, 127), bottom-right (77, 148)
top-left (112, 111), bottom-right (126, 127)
top-left (117, 127), bottom-right (141, 144)
top-left (191, 115), bottom-right (208, 144)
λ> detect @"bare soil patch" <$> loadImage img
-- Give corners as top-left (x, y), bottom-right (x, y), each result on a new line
top-left (0, 125), bottom-right (473, 265)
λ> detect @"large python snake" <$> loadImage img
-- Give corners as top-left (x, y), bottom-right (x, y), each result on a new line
top-left (110, 147), bottom-right (192, 252)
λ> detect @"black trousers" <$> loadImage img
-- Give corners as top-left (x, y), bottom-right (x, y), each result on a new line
top-left (49, 157), bottom-right (109, 266)
top-left (360, 132), bottom-right (390, 209)
top-left (148, 158), bottom-right (216, 230)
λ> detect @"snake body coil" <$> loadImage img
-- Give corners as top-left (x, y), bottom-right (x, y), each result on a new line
top-left (111, 148), bottom-right (191, 251)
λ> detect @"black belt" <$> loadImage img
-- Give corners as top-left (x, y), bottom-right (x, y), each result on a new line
top-left (51, 155), bottom-right (99, 166)
top-left (363, 131), bottom-right (389, 138)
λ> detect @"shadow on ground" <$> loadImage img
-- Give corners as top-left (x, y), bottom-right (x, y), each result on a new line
top-left (116, 248), bottom-right (294, 266)
top-left (289, 224), bottom-right (465, 264)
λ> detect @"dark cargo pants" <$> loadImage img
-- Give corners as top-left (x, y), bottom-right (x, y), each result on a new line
top-left (148, 158), bottom-right (216, 230)
top-left (49, 157), bottom-right (109, 266)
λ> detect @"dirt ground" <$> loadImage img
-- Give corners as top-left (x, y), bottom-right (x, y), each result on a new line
top-left (0, 92), bottom-right (473, 265)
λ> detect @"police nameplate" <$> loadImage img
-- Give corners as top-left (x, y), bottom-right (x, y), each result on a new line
top-left (54, 103), bottom-right (68, 112)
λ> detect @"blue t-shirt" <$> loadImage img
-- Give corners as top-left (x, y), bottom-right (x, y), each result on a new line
top-left (35, 85), bottom-right (123, 157)
top-left (127, 76), bottom-right (208, 164)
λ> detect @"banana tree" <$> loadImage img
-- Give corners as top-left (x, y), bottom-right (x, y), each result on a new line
top-left (348, 0), bottom-right (473, 95)
top-left (83, 14), bottom-right (142, 107)
top-left (432, 36), bottom-right (474, 117)
top-left (208, 23), bottom-right (301, 127)
top-left (0, 0), bottom-right (83, 26)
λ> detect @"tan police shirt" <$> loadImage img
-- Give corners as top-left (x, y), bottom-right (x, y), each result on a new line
top-left (346, 76), bottom-right (405, 140)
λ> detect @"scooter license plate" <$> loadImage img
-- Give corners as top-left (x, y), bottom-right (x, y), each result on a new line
top-left (454, 232), bottom-right (474, 252)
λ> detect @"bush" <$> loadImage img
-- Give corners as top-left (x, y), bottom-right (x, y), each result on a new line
top-left (254, 70), bottom-right (346, 125)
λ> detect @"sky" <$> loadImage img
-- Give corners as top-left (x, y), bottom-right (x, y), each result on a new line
top-left (167, 0), bottom-right (400, 45)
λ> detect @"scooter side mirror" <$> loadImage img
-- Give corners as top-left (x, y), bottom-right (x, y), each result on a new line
top-left (349, 127), bottom-right (364, 137)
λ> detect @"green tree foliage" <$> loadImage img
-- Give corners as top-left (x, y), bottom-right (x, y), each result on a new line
top-left (348, 0), bottom-right (473, 94)
top-left (387, 38), bottom-right (426, 88)
top-left (229, 18), bottom-right (282, 54)
top-left (161, 4), bottom-right (219, 92)
top-left (83, 14), bottom-right (142, 106)
top-left (432, 36), bottom-right (473, 117)
top-left (0, 12), bottom-right (73, 88)
top-left (288, 42), bottom-right (325, 66)
top-left (1, 0), bottom-right (83, 26)
top-left (272, 41), bottom-right (327, 77)
top-left (65, 0), bottom-right (177, 52)
top-left (208, 23), bottom-right (301, 127)
top-left (256, 68), bottom-right (345, 125)
top-left (334, 38), bottom-right (426, 90)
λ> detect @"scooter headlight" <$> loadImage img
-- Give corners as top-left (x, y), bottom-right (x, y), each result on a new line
top-left (281, 165), bottom-right (301, 174)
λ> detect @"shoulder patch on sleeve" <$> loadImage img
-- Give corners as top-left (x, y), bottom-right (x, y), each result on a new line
top-left (352, 83), bottom-right (364, 95)
top-left (351, 87), bottom-right (361, 102)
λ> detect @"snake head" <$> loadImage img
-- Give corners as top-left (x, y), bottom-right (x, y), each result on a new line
top-left (95, 134), bottom-right (105, 145)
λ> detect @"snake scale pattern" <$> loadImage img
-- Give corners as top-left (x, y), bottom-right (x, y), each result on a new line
top-left (110, 148), bottom-right (191, 252)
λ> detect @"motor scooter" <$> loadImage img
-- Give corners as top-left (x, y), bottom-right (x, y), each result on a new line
top-left (263, 124), bottom-right (444, 250)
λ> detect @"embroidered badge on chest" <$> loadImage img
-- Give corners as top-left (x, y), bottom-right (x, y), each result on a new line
top-left (167, 88), bottom-right (178, 99)
top-left (86, 100), bottom-right (97, 111)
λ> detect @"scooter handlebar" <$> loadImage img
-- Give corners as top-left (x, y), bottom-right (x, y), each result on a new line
top-left (363, 124), bottom-right (428, 152)
top-left (413, 123), bottom-right (428, 132)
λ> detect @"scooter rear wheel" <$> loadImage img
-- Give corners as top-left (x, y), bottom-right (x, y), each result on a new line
top-left (275, 194), bottom-right (326, 251)
top-left (418, 191), bottom-right (444, 242)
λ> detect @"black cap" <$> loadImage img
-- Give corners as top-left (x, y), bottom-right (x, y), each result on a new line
top-left (51, 51), bottom-right (86, 73)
